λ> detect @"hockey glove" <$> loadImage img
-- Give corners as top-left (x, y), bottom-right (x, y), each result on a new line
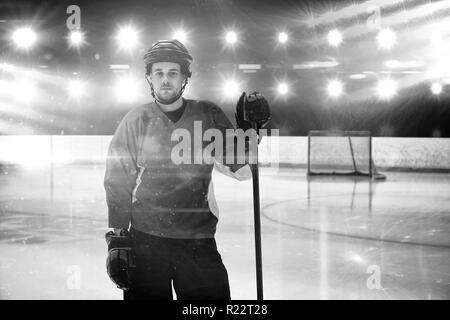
top-left (105, 229), bottom-right (136, 291)
top-left (235, 92), bottom-right (252, 131)
top-left (235, 91), bottom-right (271, 131)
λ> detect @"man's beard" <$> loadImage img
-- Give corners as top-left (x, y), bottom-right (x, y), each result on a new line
top-left (155, 86), bottom-right (181, 105)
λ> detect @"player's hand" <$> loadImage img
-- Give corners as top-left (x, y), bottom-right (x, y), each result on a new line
top-left (235, 92), bottom-right (252, 131)
top-left (235, 91), bottom-right (271, 130)
top-left (245, 91), bottom-right (271, 128)
top-left (105, 230), bottom-right (136, 291)
top-left (113, 228), bottom-right (121, 236)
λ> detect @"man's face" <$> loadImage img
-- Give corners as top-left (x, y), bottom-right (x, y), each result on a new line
top-left (149, 62), bottom-right (186, 103)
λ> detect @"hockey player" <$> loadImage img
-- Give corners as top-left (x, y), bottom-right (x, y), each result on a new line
top-left (104, 39), bottom-right (269, 300)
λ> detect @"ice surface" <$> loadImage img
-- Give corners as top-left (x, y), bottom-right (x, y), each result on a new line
top-left (0, 164), bottom-right (449, 299)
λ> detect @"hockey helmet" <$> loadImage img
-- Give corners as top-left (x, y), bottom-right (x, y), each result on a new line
top-left (144, 39), bottom-right (193, 77)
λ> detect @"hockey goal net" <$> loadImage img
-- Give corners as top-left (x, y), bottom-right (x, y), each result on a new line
top-left (307, 130), bottom-right (385, 179)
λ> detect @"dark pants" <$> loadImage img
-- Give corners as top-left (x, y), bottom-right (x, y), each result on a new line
top-left (124, 228), bottom-right (231, 300)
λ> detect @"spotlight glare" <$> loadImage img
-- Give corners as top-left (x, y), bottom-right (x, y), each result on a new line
top-left (377, 28), bottom-right (397, 50)
top-left (278, 32), bottom-right (288, 43)
top-left (67, 80), bottom-right (86, 98)
top-left (277, 83), bottom-right (289, 95)
top-left (222, 80), bottom-right (240, 98)
top-left (376, 78), bottom-right (398, 100)
top-left (173, 30), bottom-right (187, 43)
top-left (12, 27), bottom-right (37, 49)
top-left (225, 31), bottom-right (237, 44)
top-left (327, 29), bottom-right (342, 47)
top-left (115, 77), bottom-right (139, 102)
top-left (431, 82), bottom-right (442, 95)
top-left (116, 26), bottom-right (139, 49)
top-left (327, 80), bottom-right (343, 98)
top-left (69, 30), bottom-right (84, 46)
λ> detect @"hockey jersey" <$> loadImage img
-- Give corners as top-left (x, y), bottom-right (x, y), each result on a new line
top-left (104, 99), bottom-right (252, 239)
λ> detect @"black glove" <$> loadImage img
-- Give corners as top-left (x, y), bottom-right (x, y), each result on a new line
top-left (235, 92), bottom-right (252, 131)
top-left (105, 229), bottom-right (136, 291)
top-left (235, 91), bottom-right (271, 131)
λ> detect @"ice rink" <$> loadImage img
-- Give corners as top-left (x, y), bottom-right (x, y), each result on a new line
top-left (0, 162), bottom-right (449, 300)
top-left (2, 0), bottom-right (450, 303)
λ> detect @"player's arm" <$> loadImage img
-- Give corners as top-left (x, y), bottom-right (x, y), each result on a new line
top-left (104, 117), bottom-right (139, 233)
top-left (212, 92), bottom-right (270, 180)
top-left (211, 102), bottom-right (252, 180)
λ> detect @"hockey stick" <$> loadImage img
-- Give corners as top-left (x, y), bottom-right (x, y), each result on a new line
top-left (241, 91), bottom-right (270, 300)
top-left (250, 121), bottom-right (264, 301)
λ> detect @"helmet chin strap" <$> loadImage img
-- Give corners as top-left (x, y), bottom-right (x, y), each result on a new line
top-left (146, 76), bottom-right (188, 105)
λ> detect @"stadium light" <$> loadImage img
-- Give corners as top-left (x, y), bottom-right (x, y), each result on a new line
top-left (327, 29), bottom-right (342, 47)
top-left (173, 30), bottom-right (187, 43)
top-left (115, 77), bottom-right (140, 102)
top-left (222, 79), bottom-right (240, 98)
top-left (68, 30), bottom-right (85, 47)
top-left (277, 82), bottom-right (289, 95)
top-left (431, 82), bottom-right (442, 95)
top-left (278, 32), bottom-right (288, 43)
top-left (116, 26), bottom-right (139, 50)
top-left (12, 27), bottom-right (37, 49)
top-left (225, 31), bottom-right (238, 44)
top-left (377, 28), bottom-right (396, 50)
top-left (326, 79), bottom-right (344, 98)
top-left (67, 80), bottom-right (86, 98)
top-left (376, 78), bottom-right (398, 100)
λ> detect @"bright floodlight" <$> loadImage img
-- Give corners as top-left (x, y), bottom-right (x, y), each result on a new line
top-left (327, 29), bottom-right (342, 47)
top-left (223, 79), bottom-right (240, 98)
top-left (69, 30), bottom-right (84, 46)
top-left (277, 83), bottom-right (289, 95)
top-left (278, 32), bottom-right (288, 43)
top-left (327, 80), bottom-right (343, 98)
top-left (225, 31), bottom-right (237, 44)
top-left (173, 30), bottom-right (187, 43)
top-left (116, 26), bottom-right (139, 49)
top-left (67, 80), bottom-right (86, 98)
top-left (115, 77), bottom-right (139, 102)
top-left (431, 82), bottom-right (442, 95)
top-left (377, 28), bottom-right (396, 49)
top-left (12, 27), bottom-right (37, 49)
top-left (376, 78), bottom-right (398, 99)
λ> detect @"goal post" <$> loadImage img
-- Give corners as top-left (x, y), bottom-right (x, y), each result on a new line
top-left (307, 130), bottom-right (385, 179)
